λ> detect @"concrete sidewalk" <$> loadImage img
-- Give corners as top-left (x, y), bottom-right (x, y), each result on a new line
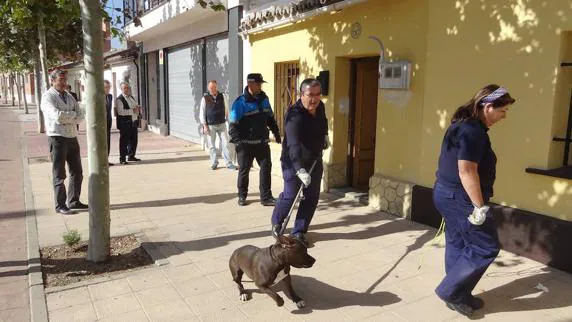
top-left (0, 105), bottom-right (31, 322)
top-left (21, 111), bottom-right (572, 321)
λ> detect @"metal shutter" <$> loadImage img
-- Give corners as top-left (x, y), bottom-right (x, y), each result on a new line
top-left (205, 34), bottom-right (229, 95)
top-left (167, 43), bottom-right (203, 143)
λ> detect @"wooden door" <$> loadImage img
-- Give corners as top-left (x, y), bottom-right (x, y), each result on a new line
top-left (351, 57), bottom-right (379, 188)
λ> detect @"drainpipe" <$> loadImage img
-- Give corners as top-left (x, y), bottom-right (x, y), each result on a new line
top-left (239, 0), bottom-right (369, 37)
top-left (133, 56), bottom-right (140, 105)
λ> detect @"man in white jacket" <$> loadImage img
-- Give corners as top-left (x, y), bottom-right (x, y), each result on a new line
top-left (41, 69), bottom-right (87, 215)
top-left (199, 80), bottom-right (236, 170)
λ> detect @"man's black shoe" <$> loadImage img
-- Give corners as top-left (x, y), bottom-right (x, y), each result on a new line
top-left (261, 197), bottom-right (276, 206)
top-left (291, 233), bottom-right (309, 247)
top-left (108, 162), bottom-right (114, 166)
top-left (56, 207), bottom-right (75, 215)
top-left (68, 202), bottom-right (88, 210)
top-left (128, 157), bottom-right (141, 162)
top-left (120, 160), bottom-right (128, 165)
top-left (445, 301), bottom-right (474, 316)
top-left (238, 197), bottom-right (247, 206)
top-left (271, 224), bottom-right (282, 240)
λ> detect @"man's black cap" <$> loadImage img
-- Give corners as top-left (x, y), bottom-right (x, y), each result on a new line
top-left (247, 73), bottom-right (267, 83)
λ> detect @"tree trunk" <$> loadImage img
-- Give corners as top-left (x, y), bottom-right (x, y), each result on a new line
top-left (80, 0), bottom-right (110, 263)
top-left (37, 14), bottom-right (48, 133)
top-left (34, 51), bottom-right (43, 118)
top-left (15, 72), bottom-right (22, 110)
top-left (4, 74), bottom-right (9, 104)
top-left (9, 73), bottom-right (15, 106)
top-left (21, 74), bottom-right (29, 114)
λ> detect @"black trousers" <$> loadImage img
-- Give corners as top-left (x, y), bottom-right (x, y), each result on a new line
top-left (107, 125), bottom-right (111, 157)
top-left (236, 143), bottom-right (272, 200)
top-left (48, 136), bottom-right (83, 210)
top-left (119, 119), bottom-right (138, 161)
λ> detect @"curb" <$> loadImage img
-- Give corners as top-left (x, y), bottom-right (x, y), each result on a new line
top-left (21, 125), bottom-right (49, 322)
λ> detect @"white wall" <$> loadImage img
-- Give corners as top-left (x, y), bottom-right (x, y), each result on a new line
top-left (142, 13), bottom-right (228, 53)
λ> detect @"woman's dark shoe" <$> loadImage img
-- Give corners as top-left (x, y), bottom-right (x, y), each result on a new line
top-left (467, 296), bottom-right (484, 310)
top-left (445, 301), bottom-right (474, 316)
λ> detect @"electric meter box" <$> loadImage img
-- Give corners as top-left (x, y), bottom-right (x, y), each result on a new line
top-left (379, 61), bottom-right (412, 90)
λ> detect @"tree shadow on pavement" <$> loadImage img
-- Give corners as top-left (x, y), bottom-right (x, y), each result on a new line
top-left (141, 212), bottom-right (435, 272)
top-left (122, 155), bottom-right (210, 165)
top-left (0, 211), bottom-right (27, 221)
top-left (111, 192), bottom-right (251, 210)
top-left (468, 267), bottom-right (572, 319)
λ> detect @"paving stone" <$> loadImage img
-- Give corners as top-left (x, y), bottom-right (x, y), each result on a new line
top-left (48, 302), bottom-right (97, 322)
top-left (136, 284), bottom-right (181, 308)
top-left (88, 279), bottom-right (132, 300)
top-left (144, 299), bottom-right (197, 321)
top-left (47, 287), bottom-right (91, 310)
top-left (93, 293), bottom-right (141, 319)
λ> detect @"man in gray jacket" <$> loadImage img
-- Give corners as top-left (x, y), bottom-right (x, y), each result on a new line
top-left (41, 69), bottom-right (88, 215)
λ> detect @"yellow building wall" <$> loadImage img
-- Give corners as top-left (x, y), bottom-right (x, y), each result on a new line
top-left (250, 0), bottom-right (431, 182)
top-left (248, 0), bottom-right (572, 220)
top-left (421, 0), bottom-right (572, 219)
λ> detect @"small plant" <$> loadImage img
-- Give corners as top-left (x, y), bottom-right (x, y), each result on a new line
top-left (63, 229), bottom-right (81, 247)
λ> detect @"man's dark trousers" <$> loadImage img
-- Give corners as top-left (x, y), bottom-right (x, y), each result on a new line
top-left (105, 93), bottom-right (113, 157)
top-left (236, 143), bottom-right (272, 200)
top-left (118, 119), bottom-right (137, 162)
top-left (106, 124), bottom-right (111, 156)
top-left (272, 161), bottom-right (323, 235)
top-left (48, 136), bottom-right (83, 210)
top-left (127, 120), bottom-right (139, 158)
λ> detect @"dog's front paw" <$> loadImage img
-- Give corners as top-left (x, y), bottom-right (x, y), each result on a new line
top-left (295, 299), bottom-right (306, 309)
top-left (239, 293), bottom-right (249, 301)
top-left (275, 296), bottom-right (284, 307)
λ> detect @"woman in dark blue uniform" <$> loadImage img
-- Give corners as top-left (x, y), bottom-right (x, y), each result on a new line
top-left (433, 84), bottom-right (515, 316)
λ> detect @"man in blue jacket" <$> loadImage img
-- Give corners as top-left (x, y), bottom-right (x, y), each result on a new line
top-left (271, 78), bottom-right (328, 246)
top-left (229, 73), bottom-right (281, 206)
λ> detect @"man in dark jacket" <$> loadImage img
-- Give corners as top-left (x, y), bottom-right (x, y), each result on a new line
top-left (104, 80), bottom-right (113, 166)
top-left (229, 73), bottom-right (281, 206)
top-left (271, 78), bottom-right (328, 246)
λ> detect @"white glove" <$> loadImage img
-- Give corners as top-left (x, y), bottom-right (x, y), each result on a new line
top-left (468, 204), bottom-right (489, 225)
top-left (323, 135), bottom-right (330, 150)
top-left (296, 168), bottom-right (311, 187)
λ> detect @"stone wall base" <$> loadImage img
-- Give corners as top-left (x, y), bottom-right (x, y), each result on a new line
top-left (369, 174), bottom-right (414, 218)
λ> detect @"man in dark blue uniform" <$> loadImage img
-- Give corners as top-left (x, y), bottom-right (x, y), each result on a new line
top-left (271, 78), bottom-right (328, 245)
top-left (229, 73), bottom-right (281, 206)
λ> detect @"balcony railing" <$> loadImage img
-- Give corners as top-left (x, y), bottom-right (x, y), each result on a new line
top-left (124, 0), bottom-right (169, 25)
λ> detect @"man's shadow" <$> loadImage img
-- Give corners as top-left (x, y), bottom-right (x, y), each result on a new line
top-left (245, 275), bottom-right (401, 313)
top-left (470, 267), bottom-right (572, 320)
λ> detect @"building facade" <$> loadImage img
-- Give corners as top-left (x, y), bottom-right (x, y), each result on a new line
top-left (125, 0), bottom-right (245, 144)
top-left (241, 0), bottom-right (572, 273)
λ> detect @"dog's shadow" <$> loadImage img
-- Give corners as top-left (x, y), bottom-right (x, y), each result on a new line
top-left (265, 275), bottom-right (401, 313)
